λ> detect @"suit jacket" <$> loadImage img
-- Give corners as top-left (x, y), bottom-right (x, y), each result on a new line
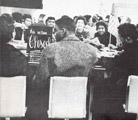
top-left (14, 27), bottom-right (31, 43)
top-left (35, 34), bottom-right (98, 88)
top-left (26, 34), bottom-right (98, 120)
top-left (0, 44), bottom-right (27, 77)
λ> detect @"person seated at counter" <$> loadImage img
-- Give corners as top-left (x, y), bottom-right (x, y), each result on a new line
top-left (45, 16), bottom-right (55, 28)
top-left (35, 15), bottom-right (98, 89)
top-left (26, 15), bottom-right (98, 120)
top-left (0, 13), bottom-right (27, 77)
top-left (75, 16), bottom-right (87, 41)
top-left (117, 23), bottom-right (138, 75)
top-left (45, 16), bottom-right (56, 42)
top-left (14, 14), bottom-right (32, 43)
top-left (90, 23), bottom-right (138, 120)
top-left (94, 21), bottom-right (117, 48)
top-left (105, 22), bottom-right (138, 120)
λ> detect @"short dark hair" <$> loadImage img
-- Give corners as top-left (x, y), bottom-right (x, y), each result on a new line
top-left (118, 23), bottom-right (137, 41)
top-left (12, 12), bottom-right (22, 23)
top-left (84, 15), bottom-right (92, 23)
top-left (46, 17), bottom-right (55, 23)
top-left (96, 21), bottom-right (108, 31)
top-left (55, 16), bottom-right (75, 32)
top-left (22, 14), bottom-right (32, 21)
top-left (75, 16), bottom-right (87, 25)
top-left (0, 14), bottom-right (14, 44)
top-left (1, 13), bottom-right (14, 24)
top-left (92, 16), bottom-right (97, 23)
top-left (39, 14), bottom-right (45, 19)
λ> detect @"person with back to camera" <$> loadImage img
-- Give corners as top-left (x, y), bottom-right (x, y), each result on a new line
top-left (89, 23), bottom-right (138, 120)
top-left (107, 23), bottom-right (138, 120)
top-left (0, 13), bottom-right (27, 77)
top-left (25, 15), bottom-right (98, 120)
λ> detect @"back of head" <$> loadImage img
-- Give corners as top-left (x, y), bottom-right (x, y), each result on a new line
top-left (39, 14), bottom-right (45, 19)
top-left (22, 14), bottom-right (32, 21)
top-left (118, 23), bottom-right (137, 42)
top-left (12, 12), bottom-right (22, 23)
top-left (0, 13), bottom-right (14, 44)
top-left (55, 16), bottom-right (75, 32)
top-left (84, 15), bottom-right (91, 23)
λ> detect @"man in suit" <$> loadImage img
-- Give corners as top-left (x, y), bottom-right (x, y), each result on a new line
top-left (35, 15), bottom-right (98, 88)
top-left (26, 16), bottom-right (98, 120)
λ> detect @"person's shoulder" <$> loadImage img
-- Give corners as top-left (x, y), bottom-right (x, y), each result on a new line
top-left (2, 44), bottom-right (17, 52)
top-left (86, 42), bottom-right (97, 50)
top-left (80, 41), bottom-right (97, 52)
top-left (2, 44), bottom-right (26, 58)
top-left (42, 42), bottom-right (59, 55)
top-left (107, 31), bottom-right (116, 38)
top-left (94, 32), bottom-right (98, 37)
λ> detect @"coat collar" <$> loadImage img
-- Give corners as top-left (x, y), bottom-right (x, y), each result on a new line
top-left (61, 34), bottom-right (80, 42)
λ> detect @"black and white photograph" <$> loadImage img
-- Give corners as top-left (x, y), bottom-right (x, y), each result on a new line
top-left (0, 0), bottom-right (138, 120)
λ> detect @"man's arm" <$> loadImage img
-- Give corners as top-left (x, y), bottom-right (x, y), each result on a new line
top-left (34, 48), bottom-right (50, 88)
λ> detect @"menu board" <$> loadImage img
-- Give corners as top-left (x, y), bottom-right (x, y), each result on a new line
top-left (27, 25), bottom-right (53, 64)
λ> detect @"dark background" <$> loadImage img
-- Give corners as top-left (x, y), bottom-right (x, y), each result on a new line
top-left (0, 0), bottom-right (43, 9)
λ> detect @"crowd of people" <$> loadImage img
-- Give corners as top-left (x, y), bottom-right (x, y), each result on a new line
top-left (0, 11), bottom-right (138, 120)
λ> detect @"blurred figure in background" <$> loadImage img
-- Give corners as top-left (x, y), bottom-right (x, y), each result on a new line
top-left (45, 16), bottom-right (56, 42)
top-left (14, 14), bottom-right (32, 43)
top-left (12, 12), bottom-right (22, 24)
top-left (73, 15), bottom-right (78, 23)
top-left (37, 14), bottom-right (46, 25)
top-left (45, 16), bottom-right (55, 28)
top-left (84, 15), bottom-right (93, 27)
top-left (75, 16), bottom-right (87, 41)
top-left (84, 15), bottom-right (97, 39)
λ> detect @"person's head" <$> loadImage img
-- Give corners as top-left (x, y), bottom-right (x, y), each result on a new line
top-left (96, 21), bottom-right (107, 35)
top-left (75, 16), bottom-right (86, 33)
top-left (22, 14), bottom-right (32, 27)
top-left (38, 14), bottom-right (45, 21)
top-left (12, 12), bottom-right (22, 23)
top-left (55, 16), bottom-right (75, 41)
top-left (46, 17), bottom-right (55, 27)
top-left (0, 13), bottom-right (14, 44)
top-left (73, 16), bottom-right (78, 23)
top-left (118, 23), bottom-right (137, 48)
top-left (104, 15), bottom-right (110, 25)
top-left (84, 15), bottom-right (92, 27)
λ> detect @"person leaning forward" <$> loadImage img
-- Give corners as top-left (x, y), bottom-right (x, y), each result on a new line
top-left (26, 16), bottom-right (98, 120)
